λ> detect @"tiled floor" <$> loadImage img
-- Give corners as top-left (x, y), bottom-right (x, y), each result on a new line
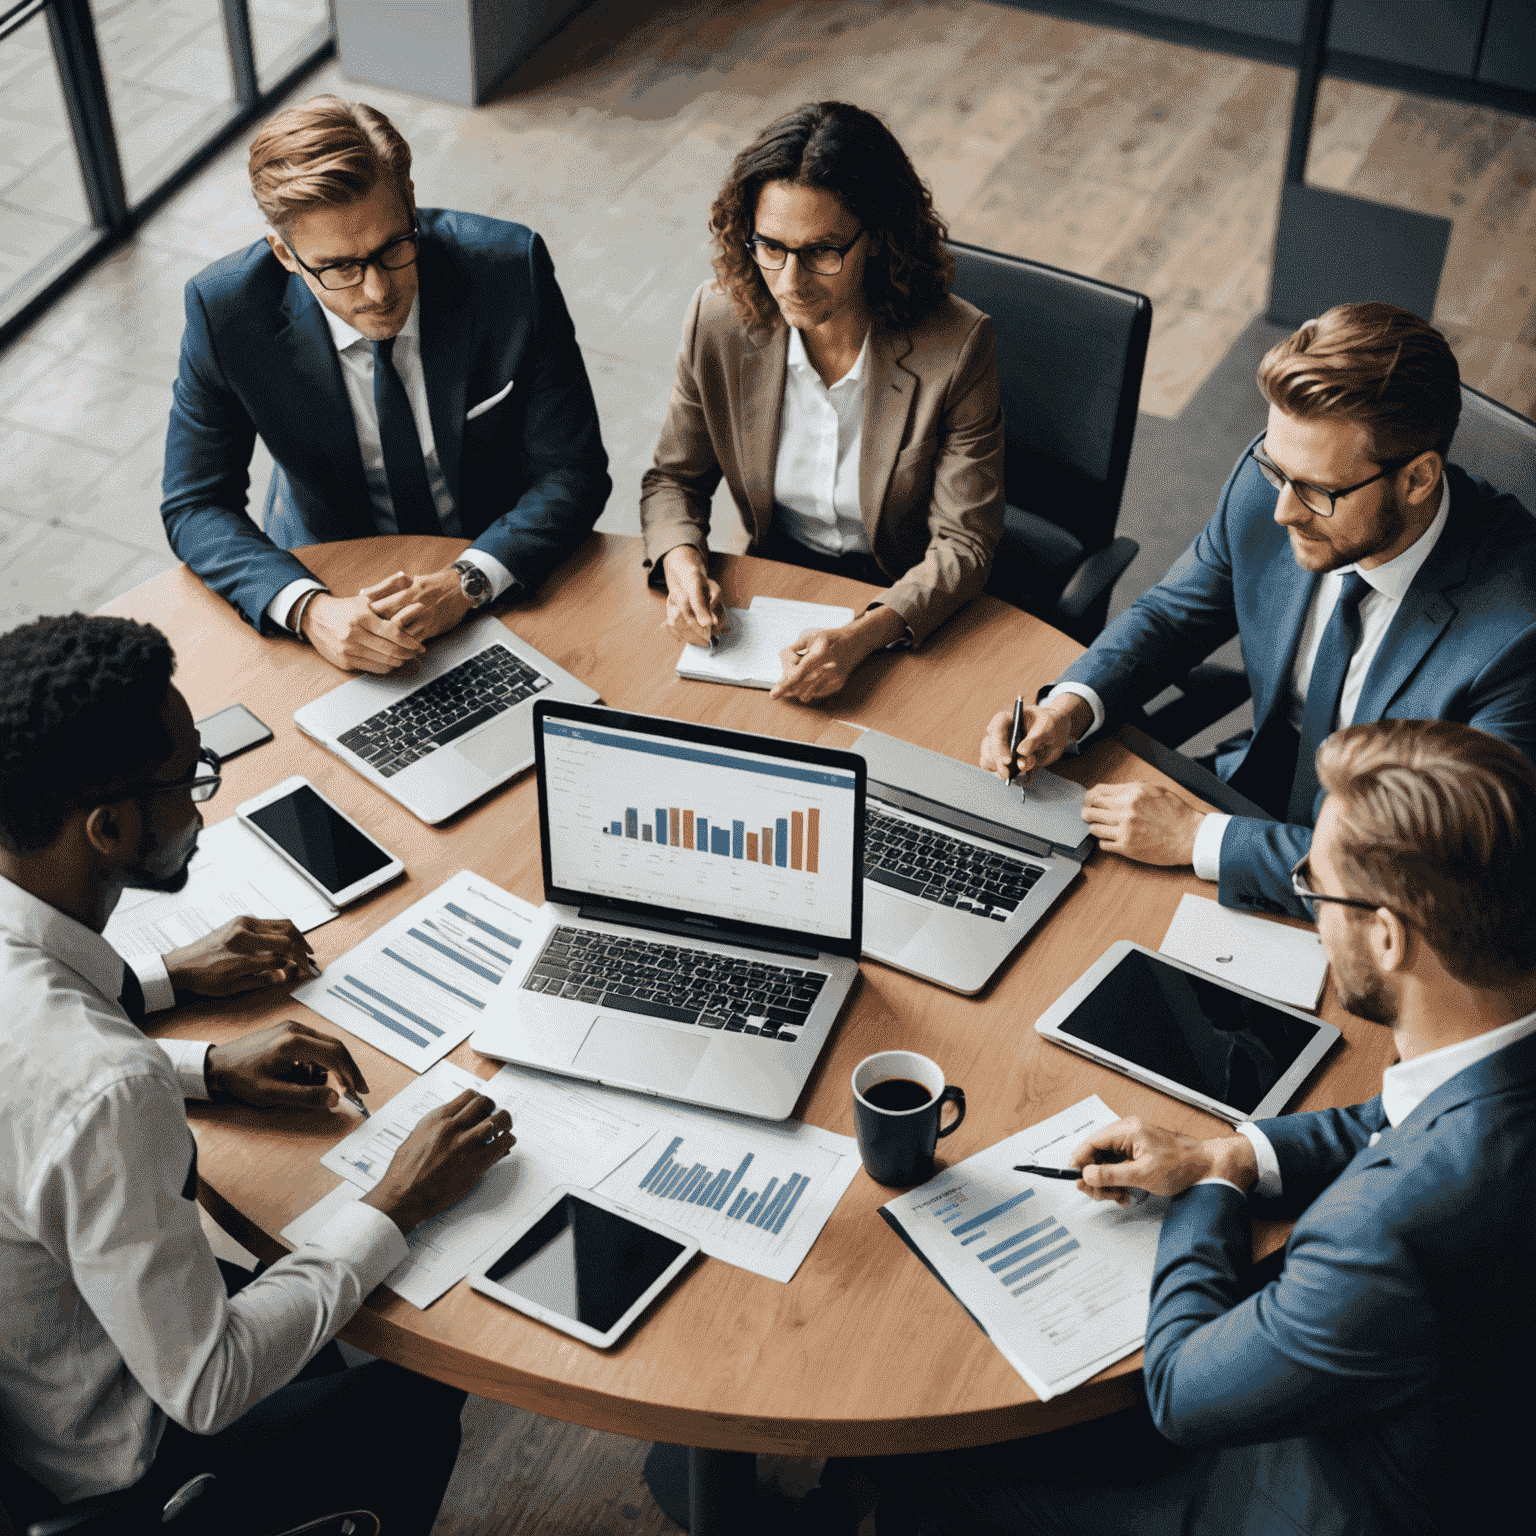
top-left (2, 0), bottom-right (1533, 640)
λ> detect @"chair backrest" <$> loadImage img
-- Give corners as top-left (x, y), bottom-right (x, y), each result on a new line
top-left (946, 240), bottom-right (1151, 554)
top-left (1453, 383), bottom-right (1536, 512)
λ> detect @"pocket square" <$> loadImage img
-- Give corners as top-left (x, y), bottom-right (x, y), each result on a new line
top-left (466, 378), bottom-right (515, 420)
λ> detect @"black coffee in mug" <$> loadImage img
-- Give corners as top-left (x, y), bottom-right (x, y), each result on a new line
top-left (864, 1078), bottom-right (934, 1112)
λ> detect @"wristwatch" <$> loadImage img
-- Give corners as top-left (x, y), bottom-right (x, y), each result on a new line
top-left (452, 558), bottom-right (493, 609)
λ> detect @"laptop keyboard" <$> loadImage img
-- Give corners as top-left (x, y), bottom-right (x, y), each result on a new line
top-left (864, 806), bottom-right (1046, 922)
top-left (522, 927), bottom-right (828, 1043)
top-left (335, 647), bottom-right (551, 779)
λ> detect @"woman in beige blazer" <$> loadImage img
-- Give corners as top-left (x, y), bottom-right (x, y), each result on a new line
top-left (640, 101), bottom-right (1005, 703)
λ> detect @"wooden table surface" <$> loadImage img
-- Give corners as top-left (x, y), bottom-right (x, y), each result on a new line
top-left (102, 533), bottom-right (1390, 1458)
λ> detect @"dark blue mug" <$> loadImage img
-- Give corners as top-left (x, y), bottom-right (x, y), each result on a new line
top-left (852, 1050), bottom-right (966, 1186)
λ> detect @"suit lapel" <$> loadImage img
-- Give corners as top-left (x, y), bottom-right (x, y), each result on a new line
top-left (736, 324), bottom-right (788, 541)
top-left (1249, 549), bottom-right (1318, 734)
top-left (859, 328), bottom-right (915, 539)
top-left (417, 230), bottom-right (471, 513)
top-left (275, 276), bottom-right (372, 532)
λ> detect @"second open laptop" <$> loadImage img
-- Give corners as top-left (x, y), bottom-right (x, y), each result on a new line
top-left (471, 701), bottom-right (865, 1121)
top-left (293, 615), bottom-right (599, 824)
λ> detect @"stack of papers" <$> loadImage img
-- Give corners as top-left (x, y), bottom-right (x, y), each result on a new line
top-left (881, 1097), bottom-right (1167, 1401)
top-left (1159, 893), bottom-right (1329, 1010)
top-left (676, 594), bottom-right (856, 689)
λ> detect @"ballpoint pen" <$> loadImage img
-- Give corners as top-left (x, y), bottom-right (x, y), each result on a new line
top-left (1007, 695), bottom-right (1027, 800)
top-left (343, 1089), bottom-right (371, 1119)
top-left (1013, 1163), bottom-right (1080, 1179)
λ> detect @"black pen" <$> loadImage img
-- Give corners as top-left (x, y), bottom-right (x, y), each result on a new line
top-left (1007, 695), bottom-right (1029, 800)
top-left (1013, 1163), bottom-right (1081, 1180)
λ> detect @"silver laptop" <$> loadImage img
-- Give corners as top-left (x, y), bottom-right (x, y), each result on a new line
top-left (470, 701), bottom-right (865, 1120)
top-left (850, 730), bottom-right (1091, 995)
top-left (293, 616), bottom-right (598, 824)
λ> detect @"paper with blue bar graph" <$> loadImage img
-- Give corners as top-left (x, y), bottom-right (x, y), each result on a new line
top-left (880, 1097), bottom-right (1167, 1401)
top-left (596, 1107), bottom-right (861, 1283)
top-left (292, 870), bottom-right (538, 1071)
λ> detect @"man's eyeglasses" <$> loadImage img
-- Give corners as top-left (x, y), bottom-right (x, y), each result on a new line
top-left (85, 747), bottom-right (223, 807)
top-left (1290, 855), bottom-right (1381, 922)
top-left (1249, 440), bottom-right (1414, 518)
top-left (746, 228), bottom-right (865, 276)
top-left (290, 223), bottom-right (419, 291)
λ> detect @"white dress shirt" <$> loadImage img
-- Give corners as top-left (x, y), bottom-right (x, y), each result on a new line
top-left (1234, 1006), bottom-right (1536, 1198)
top-left (1048, 478), bottom-right (1452, 882)
top-left (770, 327), bottom-right (873, 557)
top-left (266, 294), bottom-right (514, 631)
top-left (0, 872), bottom-right (408, 1501)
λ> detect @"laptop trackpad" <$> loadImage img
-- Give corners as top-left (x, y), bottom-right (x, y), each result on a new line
top-left (866, 887), bottom-right (931, 953)
top-left (452, 709), bottom-right (525, 778)
top-left (574, 1017), bottom-right (710, 1089)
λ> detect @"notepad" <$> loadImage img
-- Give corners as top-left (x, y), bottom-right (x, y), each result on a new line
top-left (1159, 893), bottom-right (1329, 1011)
top-left (676, 595), bottom-right (856, 689)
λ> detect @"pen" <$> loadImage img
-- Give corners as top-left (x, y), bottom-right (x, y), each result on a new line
top-left (1013, 1163), bottom-right (1080, 1180)
top-left (343, 1089), bottom-right (371, 1119)
top-left (1007, 695), bottom-right (1025, 792)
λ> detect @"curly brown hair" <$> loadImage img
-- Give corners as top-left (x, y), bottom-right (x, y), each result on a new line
top-left (709, 102), bottom-right (954, 335)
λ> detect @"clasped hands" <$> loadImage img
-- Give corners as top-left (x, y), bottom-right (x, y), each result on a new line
top-left (979, 697), bottom-right (1205, 866)
top-left (295, 568), bottom-right (474, 675)
top-left (1068, 1117), bottom-right (1258, 1206)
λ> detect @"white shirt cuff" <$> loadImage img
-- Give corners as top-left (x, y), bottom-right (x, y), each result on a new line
top-left (1045, 682), bottom-right (1105, 742)
top-left (128, 950), bottom-right (176, 1014)
top-left (158, 1037), bottom-right (213, 1101)
top-left (1236, 1122), bottom-right (1283, 1198)
top-left (301, 1199), bottom-right (411, 1292)
top-left (1194, 1177), bottom-right (1247, 1196)
top-left (267, 578), bottom-right (327, 632)
top-left (461, 549), bottom-right (516, 600)
top-left (1191, 812), bottom-right (1232, 883)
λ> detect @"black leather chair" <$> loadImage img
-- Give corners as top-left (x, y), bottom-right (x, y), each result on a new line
top-left (946, 239), bottom-right (1151, 644)
top-left (1140, 381), bottom-right (1536, 752)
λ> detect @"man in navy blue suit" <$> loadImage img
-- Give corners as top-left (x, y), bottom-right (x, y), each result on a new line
top-left (160, 96), bottom-right (609, 675)
top-left (979, 303), bottom-right (1536, 919)
top-left (822, 718), bottom-right (1536, 1535)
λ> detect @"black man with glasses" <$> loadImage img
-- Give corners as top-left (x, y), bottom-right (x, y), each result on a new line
top-left (979, 301), bottom-right (1536, 920)
top-left (0, 614), bottom-right (511, 1530)
top-left (161, 96), bottom-right (609, 676)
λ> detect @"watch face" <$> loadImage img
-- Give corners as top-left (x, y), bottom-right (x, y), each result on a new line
top-left (457, 562), bottom-right (491, 604)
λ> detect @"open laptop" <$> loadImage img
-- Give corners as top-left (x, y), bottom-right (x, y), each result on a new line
top-left (293, 616), bottom-right (598, 824)
top-left (471, 701), bottom-right (865, 1120)
top-left (849, 730), bottom-right (1091, 995)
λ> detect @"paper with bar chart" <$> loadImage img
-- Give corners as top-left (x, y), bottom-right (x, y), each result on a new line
top-left (596, 1109), bottom-right (861, 1283)
top-left (285, 1060), bottom-right (657, 1308)
top-left (881, 1097), bottom-right (1168, 1401)
top-left (540, 717), bottom-right (858, 944)
top-left (292, 870), bottom-right (537, 1071)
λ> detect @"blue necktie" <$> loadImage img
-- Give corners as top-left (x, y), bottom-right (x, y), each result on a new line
top-left (372, 337), bottom-right (439, 536)
top-left (1288, 571), bottom-right (1371, 824)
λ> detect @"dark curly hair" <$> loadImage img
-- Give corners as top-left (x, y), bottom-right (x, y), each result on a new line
top-left (0, 614), bottom-right (177, 853)
top-left (709, 101), bottom-right (954, 335)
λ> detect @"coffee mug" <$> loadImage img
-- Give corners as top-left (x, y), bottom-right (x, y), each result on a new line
top-left (851, 1050), bottom-right (966, 1186)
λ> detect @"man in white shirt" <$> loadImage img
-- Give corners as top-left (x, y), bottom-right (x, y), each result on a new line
top-left (978, 302), bottom-right (1536, 920)
top-left (161, 95), bottom-right (609, 675)
top-left (0, 614), bottom-right (514, 1529)
top-left (820, 717), bottom-right (1536, 1535)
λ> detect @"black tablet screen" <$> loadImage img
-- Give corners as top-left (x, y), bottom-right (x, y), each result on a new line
top-left (485, 1196), bottom-right (684, 1334)
top-left (1056, 951), bottom-right (1327, 1115)
top-left (246, 785), bottom-right (391, 895)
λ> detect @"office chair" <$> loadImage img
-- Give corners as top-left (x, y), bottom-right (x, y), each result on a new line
top-left (1140, 381), bottom-right (1536, 751)
top-left (945, 239), bottom-right (1152, 644)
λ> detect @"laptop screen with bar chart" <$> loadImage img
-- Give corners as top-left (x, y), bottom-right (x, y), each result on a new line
top-left (533, 702), bottom-right (863, 956)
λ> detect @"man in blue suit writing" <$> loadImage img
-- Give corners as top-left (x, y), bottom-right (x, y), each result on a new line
top-left (161, 96), bottom-right (609, 675)
top-left (824, 718), bottom-right (1536, 1535)
top-left (980, 303), bottom-right (1536, 918)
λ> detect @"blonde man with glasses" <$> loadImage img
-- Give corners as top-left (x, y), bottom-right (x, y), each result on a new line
top-left (161, 96), bottom-right (609, 675)
top-left (978, 302), bottom-right (1536, 920)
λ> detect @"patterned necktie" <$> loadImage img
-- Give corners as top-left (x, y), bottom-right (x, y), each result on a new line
top-left (372, 337), bottom-right (439, 536)
top-left (1288, 571), bottom-right (1371, 824)
top-left (118, 963), bottom-right (147, 1027)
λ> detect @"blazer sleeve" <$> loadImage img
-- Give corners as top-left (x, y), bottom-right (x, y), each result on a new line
top-left (638, 284), bottom-right (722, 588)
top-left (160, 281), bottom-right (319, 632)
top-left (1251, 1098), bottom-right (1389, 1216)
top-left (876, 313), bottom-right (1004, 646)
top-left (465, 233), bottom-right (610, 590)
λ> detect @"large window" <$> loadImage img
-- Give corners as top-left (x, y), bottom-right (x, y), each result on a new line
top-left (0, 0), bottom-right (331, 339)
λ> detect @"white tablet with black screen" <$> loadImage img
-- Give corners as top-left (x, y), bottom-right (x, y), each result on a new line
top-left (468, 1186), bottom-right (698, 1349)
top-left (1035, 940), bottom-right (1341, 1124)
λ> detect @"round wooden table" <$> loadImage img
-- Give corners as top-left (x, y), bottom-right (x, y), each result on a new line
top-left (104, 533), bottom-right (1389, 1528)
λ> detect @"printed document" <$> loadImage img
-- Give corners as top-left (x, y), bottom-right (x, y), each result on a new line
top-left (292, 870), bottom-right (537, 1072)
top-left (881, 1097), bottom-right (1166, 1401)
top-left (677, 595), bottom-right (855, 689)
top-left (1160, 893), bottom-right (1328, 1010)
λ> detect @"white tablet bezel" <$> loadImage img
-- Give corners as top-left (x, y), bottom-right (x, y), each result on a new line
top-left (468, 1184), bottom-right (699, 1350)
top-left (236, 775), bottom-right (404, 908)
top-left (1034, 940), bottom-right (1341, 1125)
